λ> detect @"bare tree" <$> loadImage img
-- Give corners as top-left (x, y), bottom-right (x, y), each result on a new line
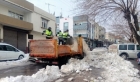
top-left (109, 20), bottom-right (134, 42)
top-left (75, 0), bottom-right (140, 44)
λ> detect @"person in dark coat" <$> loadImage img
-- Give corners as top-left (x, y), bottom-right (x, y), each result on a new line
top-left (137, 52), bottom-right (140, 65)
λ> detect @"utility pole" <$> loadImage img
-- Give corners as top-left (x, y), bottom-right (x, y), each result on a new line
top-left (45, 3), bottom-right (55, 13)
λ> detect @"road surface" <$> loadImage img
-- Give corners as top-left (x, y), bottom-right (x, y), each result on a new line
top-left (0, 64), bottom-right (47, 79)
top-left (129, 59), bottom-right (140, 71)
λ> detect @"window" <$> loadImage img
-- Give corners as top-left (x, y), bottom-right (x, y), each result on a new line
top-left (0, 45), bottom-right (7, 51)
top-left (63, 22), bottom-right (69, 31)
top-left (128, 45), bottom-right (135, 50)
top-left (42, 18), bottom-right (48, 29)
top-left (6, 45), bottom-right (16, 51)
top-left (8, 11), bottom-right (23, 20)
top-left (137, 45), bottom-right (140, 50)
top-left (64, 22), bottom-right (68, 27)
top-left (119, 45), bottom-right (127, 50)
top-left (28, 34), bottom-right (33, 39)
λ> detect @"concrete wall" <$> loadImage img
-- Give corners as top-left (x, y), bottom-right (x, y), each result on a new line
top-left (59, 17), bottom-right (73, 36)
top-left (31, 6), bottom-right (56, 36)
top-left (8, 0), bottom-right (34, 11)
top-left (0, 25), bottom-right (3, 42)
top-left (75, 30), bottom-right (87, 34)
top-left (94, 23), bottom-right (100, 39)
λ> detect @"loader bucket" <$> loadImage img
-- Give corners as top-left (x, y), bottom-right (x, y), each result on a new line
top-left (65, 37), bottom-right (74, 45)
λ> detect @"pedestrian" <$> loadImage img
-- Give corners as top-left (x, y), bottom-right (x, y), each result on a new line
top-left (63, 29), bottom-right (70, 45)
top-left (42, 27), bottom-right (53, 39)
top-left (137, 52), bottom-right (140, 65)
top-left (57, 30), bottom-right (64, 45)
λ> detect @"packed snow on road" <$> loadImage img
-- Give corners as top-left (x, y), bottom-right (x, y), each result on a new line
top-left (0, 54), bottom-right (32, 70)
top-left (0, 48), bottom-right (140, 82)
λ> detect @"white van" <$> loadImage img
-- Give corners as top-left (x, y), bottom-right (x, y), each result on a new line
top-left (118, 43), bottom-right (140, 59)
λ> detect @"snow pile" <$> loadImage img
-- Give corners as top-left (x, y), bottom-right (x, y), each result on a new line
top-left (82, 39), bottom-right (90, 54)
top-left (61, 38), bottom-right (90, 73)
top-left (68, 38), bottom-right (78, 52)
top-left (94, 53), bottom-right (140, 82)
top-left (0, 54), bottom-right (31, 70)
top-left (61, 49), bottom-right (140, 82)
top-left (92, 47), bottom-right (108, 53)
top-left (108, 44), bottom-right (118, 53)
top-left (0, 66), bottom-right (62, 82)
top-left (61, 58), bottom-right (90, 73)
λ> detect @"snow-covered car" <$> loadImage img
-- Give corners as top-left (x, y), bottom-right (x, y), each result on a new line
top-left (0, 43), bottom-right (25, 61)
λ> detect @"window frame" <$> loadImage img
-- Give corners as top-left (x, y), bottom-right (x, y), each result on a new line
top-left (128, 45), bottom-right (135, 50)
top-left (119, 45), bottom-right (127, 50)
top-left (137, 45), bottom-right (140, 50)
top-left (5, 45), bottom-right (17, 52)
top-left (41, 18), bottom-right (48, 29)
top-left (8, 11), bottom-right (24, 20)
top-left (0, 45), bottom-right (7, 51)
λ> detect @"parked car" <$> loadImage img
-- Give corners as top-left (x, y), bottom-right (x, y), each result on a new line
top-left (118, 43), bottom-right (140, 59)
top-left (0, 43), bottom-right (25, 61)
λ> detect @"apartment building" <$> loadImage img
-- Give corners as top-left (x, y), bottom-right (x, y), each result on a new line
top-left (56, 16), bottom-right (63, 33)
top-left (0, 0), bottom-right (56, 52)
top-left (105, 32), bottom-right (116, 43)
top-left (99, 26), bottom-right (106, 41)
top-left (59, 17), bottom-right (73, 36)
top-left (94, 23), bottom-right (100, 40)
top-left (73, 15), bottom-right (92, 38)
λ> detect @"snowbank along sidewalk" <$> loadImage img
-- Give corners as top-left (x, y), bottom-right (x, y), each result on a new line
top-left (0, 54), bottom-right (32, 70)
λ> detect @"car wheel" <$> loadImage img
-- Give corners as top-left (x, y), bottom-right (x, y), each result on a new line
top-left (18, 55), bottom-right (24, 60)
top-left (120, 54), bottom-right (128, 60)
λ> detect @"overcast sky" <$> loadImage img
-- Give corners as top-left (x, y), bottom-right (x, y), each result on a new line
top-left (27, 0), bottom-right (75, 17)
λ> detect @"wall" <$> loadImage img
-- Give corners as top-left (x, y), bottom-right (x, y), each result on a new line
top-left (0, 25), bottom-right (3, 42)
top-left (8, 0), bottom-right (34, 11)
top-left (31, 6), bottom-right (56, 35)
top-left (59, 17), bottom-right (73, 36)
top-left (94, 23), bottom-right (100, 39)
top-left (75, 30), bottom-right (87, 34)
top-left (27, 31), bottom-right (46, 46)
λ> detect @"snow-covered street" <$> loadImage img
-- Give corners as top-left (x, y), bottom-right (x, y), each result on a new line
top-left (0, 48), bottom-right (140, 82)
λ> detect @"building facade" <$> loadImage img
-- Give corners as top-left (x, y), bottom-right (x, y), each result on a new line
top-left (99, 26), bottom-right (106, 41)
top-left (73, 15), bottom-right (92, 38)
top-left (59, 17), bottom-right (73, 36)
top-left (0, 0), bottom-right (56, 52)
top-left (105, 32), bottom-right (116, 43)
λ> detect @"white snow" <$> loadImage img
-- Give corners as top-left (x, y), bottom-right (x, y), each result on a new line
top-left (61, 48), bottom-right (140, 82)
top-left (0, 66), bottom-right (62, 82)
top-left (0, 54), bottom-right (32, 70)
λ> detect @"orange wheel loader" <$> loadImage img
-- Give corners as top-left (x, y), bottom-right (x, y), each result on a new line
top-left (29, 37), bottom-right (85, 68)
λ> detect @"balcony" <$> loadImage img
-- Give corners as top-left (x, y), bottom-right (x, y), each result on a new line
top-left (0, 14), bottom-right (33, 30)
top-left (73, 23), bottom-right (88, 30)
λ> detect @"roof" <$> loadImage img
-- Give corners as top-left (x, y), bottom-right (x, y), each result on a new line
top-left (0, 43), bottom-right (13, 46)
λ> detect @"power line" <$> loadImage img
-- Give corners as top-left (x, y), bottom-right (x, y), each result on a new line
top-left (45, 3), bottom-right (55, 13)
